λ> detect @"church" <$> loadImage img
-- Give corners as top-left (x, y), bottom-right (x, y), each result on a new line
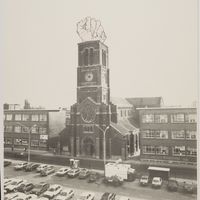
top-left (68, 38), bottom-right (140, 160)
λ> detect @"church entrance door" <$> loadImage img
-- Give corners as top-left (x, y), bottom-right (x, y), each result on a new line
top-left (82, 137), bottom-right (95, 157)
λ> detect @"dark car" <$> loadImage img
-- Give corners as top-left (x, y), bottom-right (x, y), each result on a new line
top-left (4, 160), bottom-right (12, 167)
top-left (15, 151), bottom-right (28, 158)
top-left (167, 179), bottom-right (178, 192)
top-left (182, 182), bottom-right (196, 194)
top-left (88, 171), bottom-right (100, 183)
top-left (100, 192), bottom-right (116, 200)
top-left (16, 182), bottom-right (34, 193)
top-left (79, 168), bottom-right (90, 179)
top-left (30, 182), bottom-right (50, 196)
top-left (25, 163), bottom-right (40, 172)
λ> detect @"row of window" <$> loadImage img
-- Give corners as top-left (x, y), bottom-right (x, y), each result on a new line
top-left (83, 125), bottom-right (94, 132)
top-left (4, 125), bottom-right (47, 134)
top-left (142, 145), bottom-right (197, 156)
top-left (4, 114), bottom-right (47, 122)
top-left (4, 138), bottom-right (47, 147)
top-left (142, 130), bottom-right (196, 140)
top-left (142, 113), bottom-right (196, 123)
top-left (120, 109), bottom-right (132, 118)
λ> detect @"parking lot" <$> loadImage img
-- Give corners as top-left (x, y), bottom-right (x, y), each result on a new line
top-left (4, 159), bottom-right (197, 200)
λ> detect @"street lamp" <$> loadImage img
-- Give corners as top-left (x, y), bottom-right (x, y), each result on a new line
top-left (16, 122), bottom-right (37, 162)
top-left (95, 125), bottom-right (109, 167)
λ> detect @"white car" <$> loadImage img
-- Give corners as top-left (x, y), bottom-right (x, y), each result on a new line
top-left (4, 192), bottom-right (22, 200)
top-left (36, 164), bottom-right (48, 173)
top-left (55, 167), bottom-right (71, 176)
top-left (152, 177), bottom-right (162, 188)
top-left (54, 188), bottom-right (75, 200)
top-left (139, 176), bottom-right (149, 186)
top-left (119, 196), bottom-right (131, 200)
top-left (42, 184), bottom-right (62, 199)
top-left (4, 178), bottom-right (14, 187)
top-left (14, 162), bottom-right (28, 170)
top-left (12, 192), bottom-right (27, 200)
top-left (5, 179), bottom-right (25, 192)
top-left (77, 192), bottom-right (95, 200)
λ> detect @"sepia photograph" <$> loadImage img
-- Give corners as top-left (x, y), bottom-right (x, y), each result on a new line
top-left (2, 1), bottom-right (198, 200)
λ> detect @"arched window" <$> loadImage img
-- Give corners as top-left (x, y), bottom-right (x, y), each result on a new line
top-left (89, 48), bottom-right (94, 65)
top-left (83, 49), bottom-right (89, 66)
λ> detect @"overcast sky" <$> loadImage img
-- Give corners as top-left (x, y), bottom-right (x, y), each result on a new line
top-left (3, 0), bottom-right (198, 109)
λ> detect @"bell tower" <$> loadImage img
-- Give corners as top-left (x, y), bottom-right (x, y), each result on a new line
top-left (70, 17), bottom-right (111, 159)
top-left (77, 40), bottom-right (110, 105)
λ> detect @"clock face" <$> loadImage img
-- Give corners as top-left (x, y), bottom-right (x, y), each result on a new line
top-left (81, 104), bottom-right (96, 123)
top-left (85, 72), bottom-right (93, 82)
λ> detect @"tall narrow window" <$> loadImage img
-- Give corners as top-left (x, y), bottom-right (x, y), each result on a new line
top-left (89, 48), bottom-right (94, 65)
top-left (102, 50), bottom-right (106, 66)
top-left (84, 49), bottom-right (89, 66)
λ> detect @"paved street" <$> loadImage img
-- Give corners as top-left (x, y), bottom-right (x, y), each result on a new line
top-left (4, 159), bottom-right (197, 200)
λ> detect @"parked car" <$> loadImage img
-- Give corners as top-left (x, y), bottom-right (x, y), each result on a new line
top-left (79, 168), bottom-right (90, 179)
top-left (167, 178), bottom-right (178, 192)
top-left (16, 182), bottom-right (35, 193)
top-left (103, 176), bottom-right (123, 186)
top-left (23, 194), bottom-right (38, 200)
top-left (5, 179), bottom-right (25, 192)
top-left (4, 178), bottom-right (14, 187)
top-left (12, 192), bottom-right (27, 200)
top-left (88, 171), bottom-right (100, 183)
top-left (36, 164), bottom-right (48, 173)
top-left (55, 167), bottom-right (71, 176)
top-left (151, 177), bottom-right (162, 188)
top-left (119, 196), bottom-right (131, 200)
top-left (40, 166), bottom-right (55, 176)
top-left (4, 192), bottom-right (22, 200)
top-left (77, 192), bottom-right (95, 200)
top-left (54, 188), bottom-right (75, 200)
top-left (67, 168), bottom-right (80, 178)
top-left (4, 160), bottom-right (12, 167)
top-left (139, 176), bottom-right (149, 186)
top-left (15, 151), bottom-right (28, 158)
top-left (25, 163), bottom-right (40, 172)
top-left (30, 182), bottom-right (50, 196)
top-left (100, 192), bottom-right (116, 200)
top-left (182, 181), bottom-right (196, 194)
top-left (14, 162), bottom-right (28, 170)
top-left (42, 184), bottom-right (62, 199)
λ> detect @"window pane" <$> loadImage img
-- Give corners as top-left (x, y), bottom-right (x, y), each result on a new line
top-left (143, 145), bottom-right (155, 154)
top-left (185, 114), bottom-right (196, 123)
top-left (173, 146), bottom-right (185, 156)
top-left (186, 131), bottom-right (196, 140)
top-left (39, 140), bottom-right (47, 147)
top-left (186, 148), bottom-right (197, 156)
top-left (31, 115), bottom-right (39, 121)
top-left (15, 114), bottom-right (22, 121)
top-left (22, 127), bottom-right (29, 133)
top-left (172, 130), bottom-right (185, 139)
top-left (154, 114), bottom-right (168, 123)
top-left (31, 140), bottom-right (39, 147)
top-left (39, 114), bottom-right (47, 121)
top-left (31, 127), bottom-right (38, 133)
top-left (6, 114), bottom-right (12, 121)
top-left (5, 125), bottom-right (13, 132)
top-left (22, 114), bottom-right (29, 121)
top-left (142, 114), bottom-right (154, 123)
top-left (155, 146), bottom-right (168, 155)
top-left (5, 138), bottom-right (12, 144)
top-left (39, 127), bottom-right (47, 134)
top-left (14, 126), bottom-right (21, 133)
top-left (171, 114), bottom-right (184, 123)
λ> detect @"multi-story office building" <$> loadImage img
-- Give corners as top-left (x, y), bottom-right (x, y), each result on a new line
top-left (137, 107), bottom-right (197, 164)
top-left (4, 105), bottom-right (66, 151)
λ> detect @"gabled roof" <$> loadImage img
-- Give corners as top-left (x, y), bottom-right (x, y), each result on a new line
top-left (126, 97), bottom-right (163, 108)
top-left (111, 97), bottom-right (132, 108)
top-left (118, 119), bottom-right (138, 132)
top-left (111, 119), bottom-right (138, 136)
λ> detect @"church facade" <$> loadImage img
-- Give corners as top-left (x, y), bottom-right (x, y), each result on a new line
top-left (69, 40), bottom-right (140, 160)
